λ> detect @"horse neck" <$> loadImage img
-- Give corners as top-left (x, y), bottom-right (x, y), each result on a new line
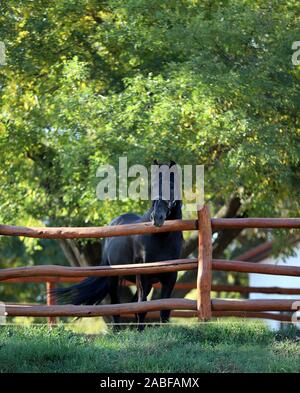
top-left (168, 203), bottom-right (182, 220)
top-left (140, 203), bottom-right (183, 254)
top-left (140, 206), bottom-right (153, 222)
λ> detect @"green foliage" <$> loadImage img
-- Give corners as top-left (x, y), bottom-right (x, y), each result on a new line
top-left (0, 322), bottom-right (299, 372)
top-left (0, 1), bottom-right (300, 299)
top-left (1, 0), bottom-right (300, 227)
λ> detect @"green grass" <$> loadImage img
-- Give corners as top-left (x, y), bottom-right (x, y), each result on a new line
top-left (0, 321), bottom-right (299, 373)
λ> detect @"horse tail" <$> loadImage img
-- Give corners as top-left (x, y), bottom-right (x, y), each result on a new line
top-left (51, 276), bottom-right (110, 305)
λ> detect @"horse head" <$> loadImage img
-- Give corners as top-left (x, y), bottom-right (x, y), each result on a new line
top-left (150, 160), bottom-right (182, 227)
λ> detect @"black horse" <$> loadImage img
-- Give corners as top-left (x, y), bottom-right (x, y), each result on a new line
top-left (53, 161), bottom-right (183, 328)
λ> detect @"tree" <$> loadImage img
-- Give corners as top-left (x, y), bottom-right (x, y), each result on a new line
top-left (0, 1), bottom-right (300, 302)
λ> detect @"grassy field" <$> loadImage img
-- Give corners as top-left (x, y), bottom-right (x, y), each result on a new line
top-left (0, 321), bottom-right (299, 373)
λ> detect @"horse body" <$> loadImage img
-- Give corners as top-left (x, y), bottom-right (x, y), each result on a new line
top-left (103, 202), bottom-right (183, 326)
top-left (104, 208), bottom-right (182, 266)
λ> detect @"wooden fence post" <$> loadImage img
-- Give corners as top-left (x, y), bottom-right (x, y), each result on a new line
top-left (46, 281), bottom-right (57, 326)
top-left (197, 205), bottom-right (212, 321)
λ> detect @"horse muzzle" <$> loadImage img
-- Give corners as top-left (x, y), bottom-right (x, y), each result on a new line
top-left (151, 214), bottom-right (165, 227)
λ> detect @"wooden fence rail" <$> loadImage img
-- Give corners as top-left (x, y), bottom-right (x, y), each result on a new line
top-left (1, 217), bottom-right (300, 239)
top-left (0, 259), bottom-right (197, 280)
top-left (211, 218), bottom-right (300, 229)
top-left (5, 299), bottom-right (196, 317)
top-left (212, 260), bottom-right (300, 276)
top-left (2, 259), bottom-right (300, 281)
top-left (1, 205), bottom-right (300, 325)
top-left (0, 220), bottom-right (197, 239)
top-left (4, 277), bottom-right (300, 295)
top-left (4, 298), bottom-right (297, 317)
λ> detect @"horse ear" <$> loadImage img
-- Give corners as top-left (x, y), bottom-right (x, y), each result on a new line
top-left (153, 159), bottom-right (159, 165)
top-left (169, 160), bottom-right (176, 167)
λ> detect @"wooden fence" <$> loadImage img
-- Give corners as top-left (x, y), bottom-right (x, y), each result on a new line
top-left (1, 205), bottom-right (300, 325)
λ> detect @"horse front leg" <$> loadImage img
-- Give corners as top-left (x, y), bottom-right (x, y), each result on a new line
top-left (135, 275), bottom-right (151, 331)
top-left (160, 272), bottom-right (177, 323)
top-left (136, 274), bottom-right (143, 302)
